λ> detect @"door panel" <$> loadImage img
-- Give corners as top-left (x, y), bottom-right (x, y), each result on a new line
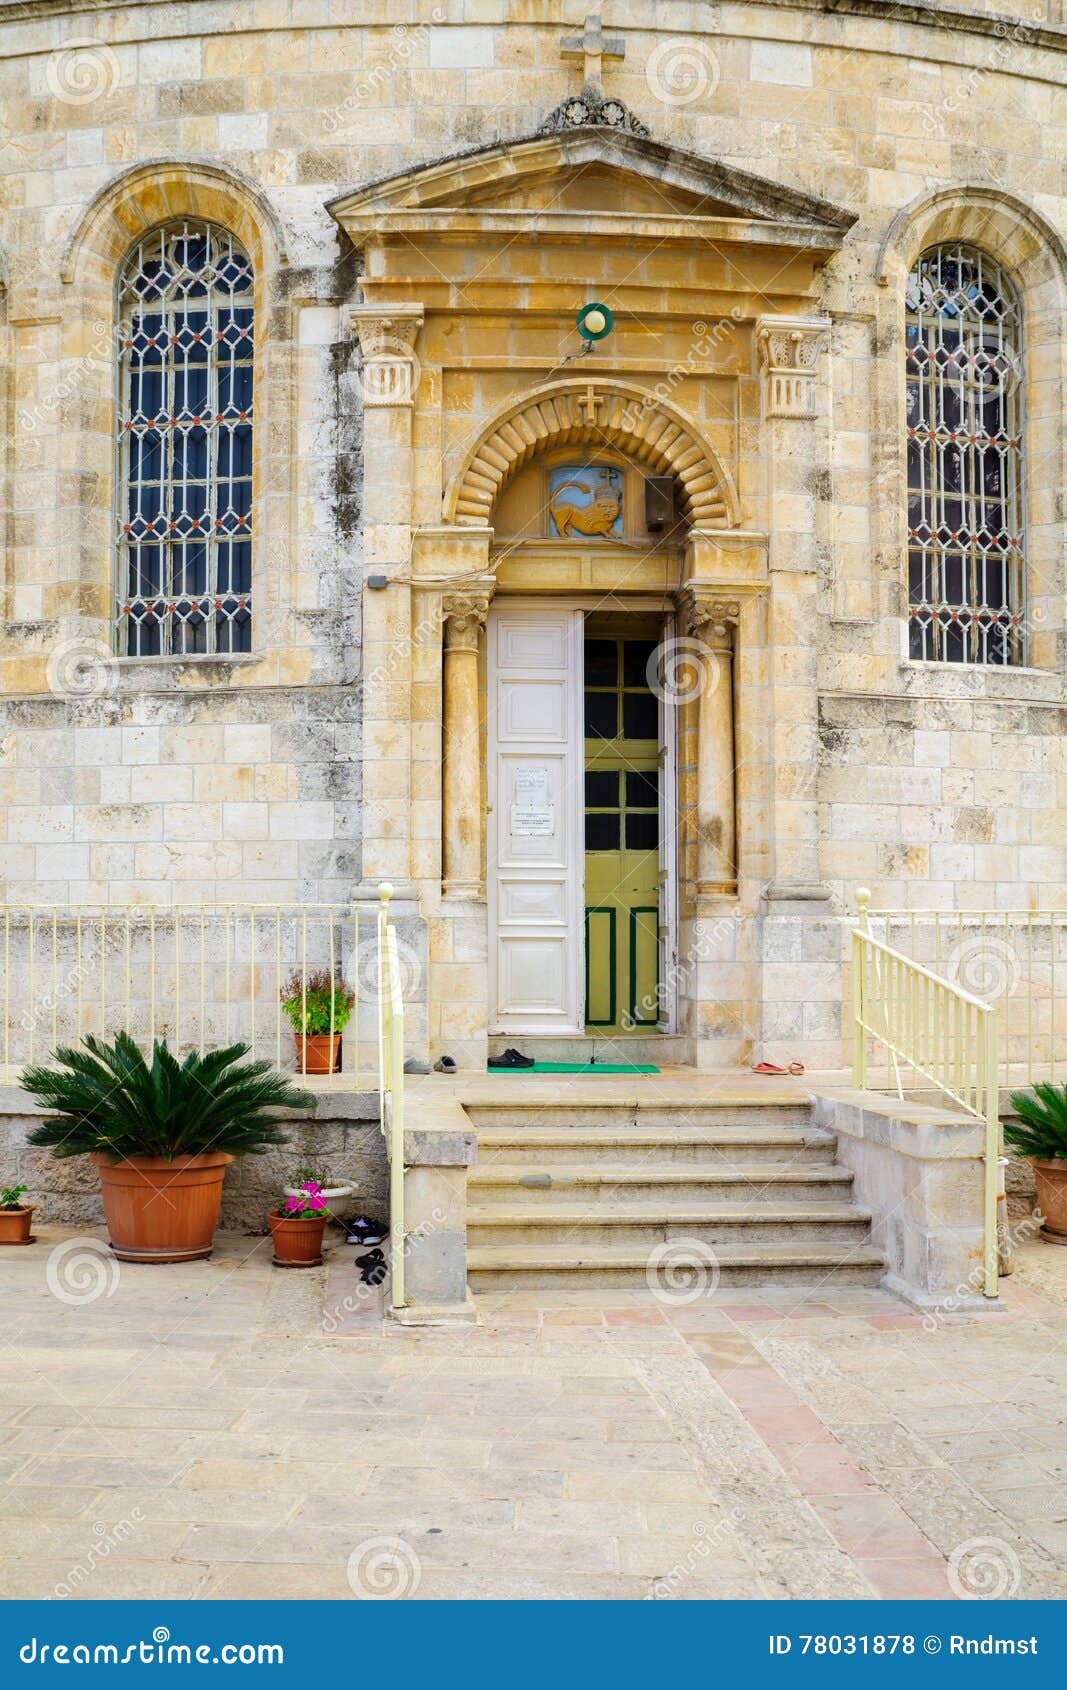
top-left (488, 608), bottom-right (583, 1034)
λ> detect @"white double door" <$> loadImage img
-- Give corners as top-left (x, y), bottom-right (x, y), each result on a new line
top-left (487, 607), bottom-right (585, 1034)
top-left (486, 603), bottom-right (677, 1036)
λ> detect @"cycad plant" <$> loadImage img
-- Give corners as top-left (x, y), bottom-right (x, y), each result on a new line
top-left (1006, 1083), bottom-right (1067, 1162)
top-left (21, 1032), bottom-right (313, 1163)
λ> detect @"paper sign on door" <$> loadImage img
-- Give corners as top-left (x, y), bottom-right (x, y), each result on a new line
top-left (511, 765), bottom-right (554, 836)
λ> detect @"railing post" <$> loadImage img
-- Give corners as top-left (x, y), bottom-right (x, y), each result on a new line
top-left (856, 886), bottom-right (871, 935)
top-left (852, 929), bottom-right (867, 1090)
top-left (982, 1007), bottom-right (1000, 1300)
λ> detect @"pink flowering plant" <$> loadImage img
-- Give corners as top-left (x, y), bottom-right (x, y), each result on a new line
top-left (281, 1179), bottom-right (330, 1219)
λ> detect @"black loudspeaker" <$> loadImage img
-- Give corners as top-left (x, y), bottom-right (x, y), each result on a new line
top-left (644, 475), bottom-right (675, 532)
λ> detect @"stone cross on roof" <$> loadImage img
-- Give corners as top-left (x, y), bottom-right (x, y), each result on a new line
top-left (560, 12), bottom-right (625, 91)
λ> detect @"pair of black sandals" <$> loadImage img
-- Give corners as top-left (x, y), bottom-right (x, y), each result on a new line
top-left (348, 1214), bottom-right (389, 1285)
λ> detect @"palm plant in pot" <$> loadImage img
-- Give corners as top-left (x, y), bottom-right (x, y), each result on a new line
top-left (280, 970), bottom-right (355, 1075)
top-left (0, 1184), bottom-right (35, 1246)
top-left (1006, 1082), bottom-right (1067, 1244)
top-left (21, 1033), bottom-right (313, 1264)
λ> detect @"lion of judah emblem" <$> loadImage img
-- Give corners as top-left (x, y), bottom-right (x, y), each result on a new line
top-left (549, 469), bottom-right (622, 539)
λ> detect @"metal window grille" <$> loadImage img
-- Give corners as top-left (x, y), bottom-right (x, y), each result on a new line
top-left (116, 221), bottom-right (253, 656)
top-left (905, 243), bottom-right (1025, 665)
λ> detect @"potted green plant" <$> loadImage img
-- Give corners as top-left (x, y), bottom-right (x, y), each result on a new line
top-left (21, 1033), bottom-right (312, 1263)
top-left (279, 970), bottom-right (355, 1074)
top-left (0, 1183), bottom-right (35, 1246)
top-left (1007, 1082), bottom-right (1067, 1244)
top-left (268, 1179), bottom-right (330, 1267)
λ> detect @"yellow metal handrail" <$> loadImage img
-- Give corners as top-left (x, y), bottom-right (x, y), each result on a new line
top-left (852, 902), bottom-right (1000, 1298)
top-left (859, 896), bottom-right (1065, 1089)
top-left (376, 883), bottom-right (406, 1313)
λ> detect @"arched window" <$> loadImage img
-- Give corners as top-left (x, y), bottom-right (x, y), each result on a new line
top-left (117, 221), bottom-right (253, 655)
top-left (905, 243), bottom-right (1024, 665)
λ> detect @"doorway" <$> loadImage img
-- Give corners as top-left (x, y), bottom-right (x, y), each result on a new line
top-left (487, 603), bottom-right (676, 1040)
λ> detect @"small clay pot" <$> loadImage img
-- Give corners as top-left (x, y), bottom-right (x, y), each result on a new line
top-left (294, 1033), bottom-right (342, 1075)
top-left (1033, 1158), bottom-right (1067, 1244)
top-left (0, 1205), bottom-right (35, 1246)
top-left (268, 1209), bottom-right (328, 1267)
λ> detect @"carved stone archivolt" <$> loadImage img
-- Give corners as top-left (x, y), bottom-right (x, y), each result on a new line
top-left (756, 315), bottom-right (830, 419)
top-left (448, 380), bottom-right (740, 529)
top-left (349, 303), bottom-right (424, 407)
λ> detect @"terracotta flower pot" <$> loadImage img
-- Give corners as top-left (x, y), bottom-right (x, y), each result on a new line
top-left (91, 1152), bottom-right (233, 1263)
top-left (1034, 1158), bottom-right (1067, 1244)
top-left (294, 1033), bottom-right (342, 1075)
top-left (0, 1205), bottom-right (35, 1246)
top-left (268, 1209), bottom-right (328, 1267)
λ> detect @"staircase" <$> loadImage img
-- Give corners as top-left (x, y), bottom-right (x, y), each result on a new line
top-left (464, 1095), bottom-right (884, 1292)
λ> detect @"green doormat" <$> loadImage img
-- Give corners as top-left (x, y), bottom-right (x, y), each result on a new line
top-left (487, 1061), bottom-right (660, 1074)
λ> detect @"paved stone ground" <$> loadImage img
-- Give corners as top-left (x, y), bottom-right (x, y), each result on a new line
top-left (1, 1224), bottom-right (1066, 1600)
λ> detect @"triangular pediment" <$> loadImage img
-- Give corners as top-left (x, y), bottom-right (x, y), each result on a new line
top-left (327, 125), bottom-right (855, 253)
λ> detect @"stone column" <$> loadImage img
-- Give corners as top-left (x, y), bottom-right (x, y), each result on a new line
top-left (441, 589), bottom-right (492, 899)
top-left (681, 590), bottom-right (740, 900)
top-left (348, 303), bottom-right (424, 889)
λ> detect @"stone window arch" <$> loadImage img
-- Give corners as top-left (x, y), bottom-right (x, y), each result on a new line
top-left (905, 241), bottom-right (1024, 665)
top-left (876, 187), bottom-right (1067, 673)
top-left (116, 220), bottom-right (254, 656)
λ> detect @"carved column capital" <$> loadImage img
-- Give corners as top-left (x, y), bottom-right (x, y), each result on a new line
top-left (756, 315), bottom-right (830, 418)
top-left (349, 302), bottom-right (424, 407)
top-left (442, 589), bottom-right (492, 652)
top-left (679, 590), bottom-right (741, 650)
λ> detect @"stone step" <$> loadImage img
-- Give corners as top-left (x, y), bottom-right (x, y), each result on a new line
top-left (467, 1200), bottom-right (872, 1248)
top-left (473, 1126), bottom-right (838, 1166)
top-left (468, 1161), bottom-right (856, 1204)
top-left (467, 1240), bottom-right (885, 1290)
top-left (466, 1100), bottom-right (812, 1133)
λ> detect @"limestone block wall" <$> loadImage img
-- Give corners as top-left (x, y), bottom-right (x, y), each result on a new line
top-left (0, 1092), bottom-right (387, 1232)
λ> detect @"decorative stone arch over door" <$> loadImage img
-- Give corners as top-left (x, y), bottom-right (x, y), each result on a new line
top-left (445, 378), bottom-right (741, 532)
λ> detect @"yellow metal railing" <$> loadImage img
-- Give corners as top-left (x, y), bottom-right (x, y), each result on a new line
top-left (0, 899), bottom-right (384, 1080)
top-left (376, 883), bottom-right (406, 1312)
top-left (859, 896), bottom-right (1066, 1089)
top-left (852, 895), bottom-right (1000, 1298)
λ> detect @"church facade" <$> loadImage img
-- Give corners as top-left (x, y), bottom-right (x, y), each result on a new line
top-left (0, 0), bottom-right (1064, 1073)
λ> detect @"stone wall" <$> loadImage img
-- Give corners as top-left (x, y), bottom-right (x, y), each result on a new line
top-left (0, 2), bottom-right (1061, 1068)
top-left (0, 1091), bottom-right (387, 1232)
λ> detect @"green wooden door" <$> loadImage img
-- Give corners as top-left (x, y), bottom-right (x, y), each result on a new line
top-left (583, 635), bottom-right (661, 1033)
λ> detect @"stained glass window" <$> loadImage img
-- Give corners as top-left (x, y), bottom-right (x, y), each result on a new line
top-left (905, 243), bottom-right (1025, 665)
top-left (116, 222), bottom-right (253, 656)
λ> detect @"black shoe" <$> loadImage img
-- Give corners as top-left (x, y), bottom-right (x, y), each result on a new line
top-left (360, 1260), bottom-right (387, 1287)
top-left (347, 1216), bottom-right (388, 1247)
top-left (356, 1248), bottom-right (386, 1269)
top-left (434, 1055), bottom-right (457, 1073)
top-left (488, 1048), bottom-right (535, 1069)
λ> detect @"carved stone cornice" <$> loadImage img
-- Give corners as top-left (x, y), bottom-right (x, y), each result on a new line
top-left (348, 302), bottom-right (424, 407)
top-left (442, 588), bottom-right (492, 652)
top-left (679, 590), bottom-right (741, 651)
top-left (756, 314), bottom-right (830, 418)
top-left (538, 84), bottom-right (651, 138)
